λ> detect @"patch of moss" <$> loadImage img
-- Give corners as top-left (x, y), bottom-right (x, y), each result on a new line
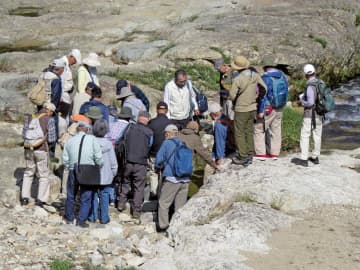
top-left (9, 6), bottom-right (47, 17)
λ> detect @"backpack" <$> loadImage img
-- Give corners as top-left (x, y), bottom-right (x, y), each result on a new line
top-left (23, 113), bottom-right (46, 149)
top-left (168, 139), bottom-right (193, 178)
top-left (115, 123), bottom-right (132, 171)
top-left (59, 122), bottom-right (78, 148)
top-left (193, 86), bottom-right (208, 113)
top-left (307, 79), bottom-right (335, 115)
top-left (217, 117), bottom-right (236, 149)
top-left (27, 79), bottom-right (47, 106)
top-left (269, 74), bottom-right (288, 108)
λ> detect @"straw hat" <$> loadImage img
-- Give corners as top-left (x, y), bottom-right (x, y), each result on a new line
top-left (231, 55), bottom-right (250, 70)
top-left (82, 52), bottom-right (101, 67)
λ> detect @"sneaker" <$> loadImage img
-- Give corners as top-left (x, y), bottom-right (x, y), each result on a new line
top-left (232, 156), bottom-right (249, 166)
top-left (269, 154), bottom-right (278, 160)
top-left (308, 157), bottom-right (319, 164)
top-left (254, 155), bottom-right (268, 161)
top-left (63, 218), bottom-right (74, 225)
top-left (76, 222), bottom-right (90, 228)
top-left (117, 202), bottom-right (126, 212)
top-left (35, 200), bottom-right (44, 207)
top-left (20, 198), bottom-right (29, 206)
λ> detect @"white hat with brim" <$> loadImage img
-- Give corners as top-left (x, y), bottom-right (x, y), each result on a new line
top-left (70, 49), bottom-right (81, 64)
top-left (43, 102), bottom-right (56, 112)
top-left (231, 55), bottom-right (250, 70)
top-left (82, 52), bottom-right (101, 67)
top-left (51, 58), bottom-right (66, 69)
top-left (116, 86), bottom-right (134, 100)
top-left (164, 124), bottom-right (178, 133)
top-left (208, 102), bottom-right (222, 114)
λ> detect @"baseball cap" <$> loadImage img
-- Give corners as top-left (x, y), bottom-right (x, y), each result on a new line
top-left (138, 110), bottom-right (151, 119)
top-left (164, 124), bottom-right (178, 133)
top-left (156, 101), bottom-right (168, 110)
top-left (51, 58), bottom-right (66, 69)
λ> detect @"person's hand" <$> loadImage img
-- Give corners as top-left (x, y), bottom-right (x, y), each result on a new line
top-left (257, 113), bottom-right (264, 119)
top-left (194, 109), bottom-right (200, 116)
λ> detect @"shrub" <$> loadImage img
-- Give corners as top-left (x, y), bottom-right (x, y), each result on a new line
top-left (355, 13), bottom-right (360, 26)
top-left (314, 37), bottom-right (327, 49)
top-left (50, 259), bottom-right (74, 270)
top-left (281, 106), bottom-right (303, 151)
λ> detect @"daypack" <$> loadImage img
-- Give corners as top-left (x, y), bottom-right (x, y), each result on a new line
top-left (59, 122), bottom-right (78, 148)
top-left (307, 79), bottom-right (335, 115)
top-left (23, 113), bottom-right (46, 149)
top-left (115, 123), bottom-right (133, 171)
top-left (269, 75), bottom-right (288, 108)
top-left (193, 86), bottom-right (208, 113)
top-left (27, 79), bottom-right (47, 106)
top-left (170, 139), bottom-right (193, 178)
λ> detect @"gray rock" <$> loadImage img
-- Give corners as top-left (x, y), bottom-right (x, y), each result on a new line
top-left (33, 207), bottom-right (49, 218)
top-left (89, 252), bottom-right (104, 266)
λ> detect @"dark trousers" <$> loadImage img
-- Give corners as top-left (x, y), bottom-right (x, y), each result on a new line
top-left (234, 111), bottom-right (256, 159)
top-left (118, 163), bottom-right (147, 213)
top-left (171, 118), bottom-right (191, 131)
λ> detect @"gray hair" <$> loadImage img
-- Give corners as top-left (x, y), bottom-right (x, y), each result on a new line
top-left (93, 119), bottom-right (109, 137)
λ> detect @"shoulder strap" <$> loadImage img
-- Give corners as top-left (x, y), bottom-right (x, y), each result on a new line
top-left (77, 135), bottom-right (86, 166)
top-left (233, 69), bottom-right (252, 106)
top-left (162, 139), bottom-right (180, 168)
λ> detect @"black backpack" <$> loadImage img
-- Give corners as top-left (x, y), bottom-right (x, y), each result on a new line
top-left (115, 123), bottom-right (133, 171)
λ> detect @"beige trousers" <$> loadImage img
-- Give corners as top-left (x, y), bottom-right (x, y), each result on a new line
top-left (158, 181), bottom-right (189, 229)
top-left (300, 116), bottom-right (323, 160)
top-left (22, 149), bottom-right (50, 203)
top-left (254, 109), bottom-right (283, 156)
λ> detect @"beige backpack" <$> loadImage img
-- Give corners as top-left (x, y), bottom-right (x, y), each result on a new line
top-left (27, 79), bottom-right (47, 106)
top-left (58, 122), bottom-right (78, 148)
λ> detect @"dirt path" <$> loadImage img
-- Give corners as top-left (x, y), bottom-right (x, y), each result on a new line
top-left (244, 205), bottom-right (360, 270)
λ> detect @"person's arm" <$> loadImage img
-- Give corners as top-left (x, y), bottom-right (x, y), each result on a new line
top-left (187, 80), bottom-right (199, 112)
top-left (47, 118), bottom-right (57, 143)
top-left (79, 102), bottom-right (89, 115)
top-left (148, 135), bottom-right (153, 148)
top-left (258, 76), bottom-right (272, 114)
top-left (62, 143), bottom-right (70, 169)
top-left (51, 79), bottom-right (62, 108)
top-left (77, 68), bottom-right (88, 93)
top-left (109, 146), bottom-right (118, 177)
top-left (93, 138), bottom-right (104, 167)
top-left (163, 83), bottom-right (171, 118)
top-left (214, 123), bottom-right (227, 160)
top-left (257, 75), bottom-right (267, 100)
top-left (102, 105), bottom-right (109, 122)
top-left (155, 141), bottom-right (167, 169)
top-left (301, 86), bottom-right (316, 107)
top-left (193, 137), bottom-right (217, 169)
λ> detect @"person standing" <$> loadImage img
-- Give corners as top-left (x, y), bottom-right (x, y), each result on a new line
top-left (59, 49), bottom-right (81, 119)
top-left (21, 102), bottom-right (57, 207)
top-left (164, 69), bottom-right (199, 130)
top-left (116, 80), bottom-right (150, 112)
top-left (116, 86), bottom-right (146, 121)
top-left (77, 53), bottom-right (100, 93)
top-left (254, 55), bottom-right (289, 160)
top-left (294, 64), bottom-right (323, 167)
top-left (229, 55), bottom-right (267, 166)
top-left (117, 111), bottom-right (153, 219)
top-left (79, 86), bottom-right (109, 122)
top-left (62, 121), bottom-right (103, 227)
top-left (72, 82), bottom-right (95, 116)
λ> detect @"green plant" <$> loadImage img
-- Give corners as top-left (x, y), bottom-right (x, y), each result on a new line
top-left (355, 13), bottom-right (360, 26)
top-left (178, 63), bottom-right (219, 90)
top-left (251, 45), bottom-right (259, 52)
top-left (314, 37), bottom-right (327, 48)
top-left (50, 259), bottom-right (74, 270)
top-left (209, 46), bottom-right (231, 64)
top-left (281, 106), bottom-right (303, 151)
top-left (235, 193), bottom-right (257, 203)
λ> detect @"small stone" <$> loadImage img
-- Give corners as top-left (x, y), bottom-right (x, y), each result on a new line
top-left (89, 252), bottom-right (104, 266)
top-left (33, 206), bottom-right (49, 218)
top-left (90, 228), bottom-right (111, 240)
top-left (126, 255), bottom-right (146, 267)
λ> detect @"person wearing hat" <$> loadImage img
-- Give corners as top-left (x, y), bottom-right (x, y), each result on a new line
top-left (84, 106), bottom-right (103, 124)
top-left (72, 82), bottom-right (95, 116)
top-left (292, 64), bottom-right (323, 167)
top-left (105, 106), bottom-right (133, 146)
top-left (148, 101), bottom-right (172, 156)
top-left (253, 55), bottom-right (289, 161)
top-left (80, 86), bottom-right (109, 122)
top-left (229, 55), bottom-right (267, 166)
top-left (163, 69), bottom-right (199, 130)
top-left (20, 102), bottom-right (57, 207)
top-left (154, 124), bottom-right (189, 231)
top-left (214, 59), bottom-right (234, 120)
top-left (59, 49), bottom-right (81, 119)
top-left (62, 120), bottom-right (103, 227)
top-left (117, 110), bottom-right (153, 220)
top-left (116, 80), bottom-right (150, 112)
top-left (116, 85), bottom-right (146, 121)
top-left (77, 52), bottom-right (100, 93)
top-left (208, 102), bottom-right (237, 165)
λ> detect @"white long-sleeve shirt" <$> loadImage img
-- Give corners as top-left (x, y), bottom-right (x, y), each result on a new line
top-left (163, 79), bottom-right (198, 120)
top-left (60, 56), bottom-right (74, 104)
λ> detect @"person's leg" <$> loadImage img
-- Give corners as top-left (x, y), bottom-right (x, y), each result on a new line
top-left (64, 170), bottom-right (77, 222)
top-left (253, 118), bottom-right (266, 157)
top-left (158, 181), bottom-right (178, 229)
top-left (88, 188), bottom-right (99, 222)
top-left (300, 118), bottom-right (312, 160)
top-left (312, 115), bottom-right (323, 158)
top-left (118, 164), bottom-right (132, 207)
top-left (132, 164), bottom-right (147, 214)
top-left (174, 183), bottom-right (189, 212)
top-left (21, 149), bottom-right (36, 201)
top-left (35, 151), bottom-right (50, 203)
top-left (61, 167), bottom-right (69, 198)
top-left (245, 111), bottom-right (255, 157)
top-left (269, 109), bottom-right (283, 157)
top-left (77, 185), bottom-right (93, 225)
top-left (99, 185), bottom-right (111, 224)
top-left (234, 112), bottom-right (247, 159)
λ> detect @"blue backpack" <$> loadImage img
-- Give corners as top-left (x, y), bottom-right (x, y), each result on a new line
top-left (269, 74), bottom-right (288, 108)
top-left (169, 139), bottom-right (193, 178)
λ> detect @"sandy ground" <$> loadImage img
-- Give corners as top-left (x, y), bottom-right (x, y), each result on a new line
top-left (244, 205), bottom-right (360, 270)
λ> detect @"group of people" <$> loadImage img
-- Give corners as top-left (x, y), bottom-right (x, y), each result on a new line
top-left (20, 48), bottom-right (325, 231)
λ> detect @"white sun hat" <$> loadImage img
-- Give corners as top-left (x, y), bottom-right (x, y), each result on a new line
top-left (82, 52), bottom-right (101, 67)
top-left (303, 64), bottom-right (315, 75)
top-left (70, 49), bottom-right (81, 64)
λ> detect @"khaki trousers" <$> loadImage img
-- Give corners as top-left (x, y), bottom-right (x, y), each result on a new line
top-left (22, 149), bottom-right (50, 203)
top-left (254, 109), bottom-right (283, 156)
top-left (300, 116), bottom-right (323, 160)
top-left (158, 181), bottom-right (189, 229)
top-left (234, 111), bottom-right (256, 159)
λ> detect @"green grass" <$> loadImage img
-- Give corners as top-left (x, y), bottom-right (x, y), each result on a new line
top-left (9, 6), bottom-right (45, 17)
top-left (289, 79), bottom-right (307, 101)
top-left (50, 259), bottom-right (74, 270)
top-left (188, 155), bottom-right (206, 197)
top-left (106, 63), bottom-right (219, 91)
top-left (281, 106), bottom-right (303, 151)
top-left (355, 13), bottom-right (360, 26)
top-left (314, 37), bottom-right (327, 49)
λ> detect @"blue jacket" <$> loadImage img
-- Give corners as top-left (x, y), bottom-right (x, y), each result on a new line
top-left (79, 99), bottom-right (109, 122)
top-left (155, 137), bottom-right (181, 178)
top-left (96, 137), bottom-right (118, 185)
top-left (258, 70), bottom-right (288, 113)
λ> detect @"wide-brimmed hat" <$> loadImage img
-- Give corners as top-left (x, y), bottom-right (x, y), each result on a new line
top-left (116, 86), bottom-right (134, 100)
top-left (164, 124), bottom-right (178, 133)
top-left (85, 106), bottom-right (102, 120)
top-left (82, 52), bottom-right (101, 67)
top-left (261, 55), bottom-right (275, 67)
top-left (118, 106), bottom-right (133, 119)
top-left (231, 55), bottom-right (250, 70)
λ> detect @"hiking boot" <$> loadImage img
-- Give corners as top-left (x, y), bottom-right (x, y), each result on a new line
top-left (294, 159), bottom-right (308, 167)
top-left (308, 157), bottom-right (320, 164)
top-left (76, 222), bottom-right (90, 228)
top-left (246, 155), bottom-right (253, 165)
top-left (117, 202), bottom-right (126, 212)
top-left (20, 198), bottom-right (29, 206)
top-left (35, 200), bottom-right (44, 207)
top-left (232, 156), bottom-right (249, 166)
